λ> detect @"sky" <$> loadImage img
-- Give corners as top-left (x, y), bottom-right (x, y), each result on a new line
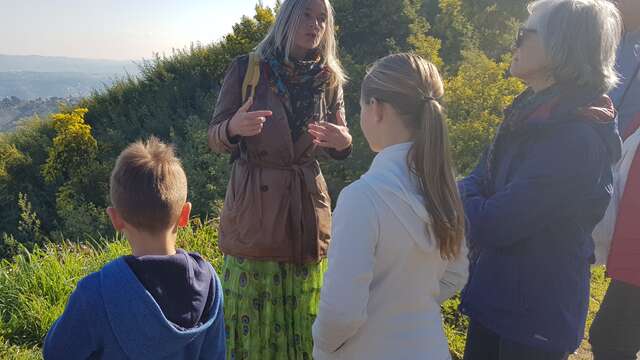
top-left (0, 0), bottom-right (277, 61)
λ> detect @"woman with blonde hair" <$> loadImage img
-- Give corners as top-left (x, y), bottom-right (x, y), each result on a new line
top-left (208, 0), bottom-right (352, 358)
top-left (312, 53), bottom-right (469, 360)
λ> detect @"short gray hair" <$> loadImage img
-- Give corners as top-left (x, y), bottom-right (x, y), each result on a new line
top-left (527, 0), bottom-right (622, 93)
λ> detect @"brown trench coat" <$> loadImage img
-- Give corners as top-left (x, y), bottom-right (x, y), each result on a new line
top-left (208, 55), bottom-right (351, 263)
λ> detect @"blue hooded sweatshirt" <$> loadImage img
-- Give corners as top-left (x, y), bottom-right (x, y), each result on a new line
top-left (43, 250), bottom-right (225, 359)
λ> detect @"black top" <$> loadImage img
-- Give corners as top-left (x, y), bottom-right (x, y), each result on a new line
top-left (125, 248), bottom-right (214, 329)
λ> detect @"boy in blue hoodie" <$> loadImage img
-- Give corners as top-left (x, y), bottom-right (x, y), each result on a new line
top-left (43, 137), bottom-right (225, 360)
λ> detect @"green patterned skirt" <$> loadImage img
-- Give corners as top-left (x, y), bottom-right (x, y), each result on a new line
top-left (222, 255), bottom-right (328, 360)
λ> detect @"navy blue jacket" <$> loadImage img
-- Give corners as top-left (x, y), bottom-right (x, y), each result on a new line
top-left (43, 252), bottom-right (225, 359)
top-left (459, 89), bottom-right (621, 353)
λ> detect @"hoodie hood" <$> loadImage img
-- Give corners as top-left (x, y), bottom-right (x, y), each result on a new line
top-left (124, 249), bottom-right (213, 330)
top-left (574, 95), bottom-right (622, 164)
top-left (361, 142), bottom-right (437, 253)
top-left (519, 90), bottom-right (622, 165)
top-left (99, 255), bottom-right (222, 359)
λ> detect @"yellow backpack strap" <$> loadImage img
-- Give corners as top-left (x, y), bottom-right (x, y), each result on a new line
top-left (242, 52), bottom-right (261, 102)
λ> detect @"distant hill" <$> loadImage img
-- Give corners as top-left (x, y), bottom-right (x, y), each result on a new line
top-left (0, 54), bottom-right (138, 74)
top-left (0, 72), bottom-right (121, 100)
top-left (0, 96), bottom-right (78, 132)
top-left (0, 54), bottom-right (140, 100)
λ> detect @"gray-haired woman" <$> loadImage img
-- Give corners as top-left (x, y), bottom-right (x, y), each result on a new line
top-left (458, 0), bottom-right (623, 359)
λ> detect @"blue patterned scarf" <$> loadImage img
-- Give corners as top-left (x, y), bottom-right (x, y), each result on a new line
top-left (266, 49), bottom-right (330, 141)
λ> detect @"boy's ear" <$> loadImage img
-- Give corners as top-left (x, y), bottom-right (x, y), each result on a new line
top-left (177, 202), bottom-right (192, 228)
top-left (106, 207), bottom-right (126, 232)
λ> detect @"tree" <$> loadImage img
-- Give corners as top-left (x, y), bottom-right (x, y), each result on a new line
top-left (332, 0), bottom-right (418, 65)
top-left (0, 118), bottom-right (58, 241)
top-left (221, 5), bottom-right (276, 59)
top-left (173, 115), bottom-right (230, 218)
top-left (406, 0), bottom-right (443, 68)
top-left (42, 108), bottom-right (97, 183)
top-left (460, 0), bottom-right (527, 59)
top-left (433, 0), bottom-right (477, 72)
top-left (41, 108), bottom-right (110, 241)
top-left (445, 50), bottom-right (525, 175)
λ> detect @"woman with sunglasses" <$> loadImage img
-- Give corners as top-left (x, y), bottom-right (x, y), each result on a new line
top-left (458, 0), bottom-right (623, 359)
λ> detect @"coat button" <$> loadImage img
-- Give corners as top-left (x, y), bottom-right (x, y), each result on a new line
top-left (260, 185), bottom-right (269, 192)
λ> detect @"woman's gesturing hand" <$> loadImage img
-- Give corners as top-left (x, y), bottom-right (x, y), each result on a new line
top-left (308, 110), bottom-right (352, 151)
top-left (228, 97), bottom-right (273, 137)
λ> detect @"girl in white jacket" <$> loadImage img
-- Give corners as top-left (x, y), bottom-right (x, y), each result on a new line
top-left (312, 53), bottom-right (469, 360)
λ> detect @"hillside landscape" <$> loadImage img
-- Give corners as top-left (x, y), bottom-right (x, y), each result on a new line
top-left (0, 1), bottom-right (622, 359)
top-left (0, 55), bottom-right (138, 100)
top-left (0, 55), bottom-right (138, 132)
top-left (0, 97), bottom-right (78, 132)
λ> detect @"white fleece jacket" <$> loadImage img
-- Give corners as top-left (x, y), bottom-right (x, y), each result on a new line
top-left (312, 142), bottom-right (468, 360)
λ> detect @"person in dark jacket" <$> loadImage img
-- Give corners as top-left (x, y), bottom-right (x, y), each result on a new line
top-left (43, 138), bottom-right (225, 360)
top-left (458, 0), bottom-right (623, 359)
top-left (589, 1), bottom-right (640, 359)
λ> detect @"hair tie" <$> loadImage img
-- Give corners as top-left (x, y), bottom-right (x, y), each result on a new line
top-left (420, 95), bottom-right (438, 103)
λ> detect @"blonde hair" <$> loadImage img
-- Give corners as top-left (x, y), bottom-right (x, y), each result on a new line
top-left (109, 137), bottom-right (188, 233)
top-left (256, 0), bottom-right (346, 90)
top-left (361, 53), bottom-right (465, 260)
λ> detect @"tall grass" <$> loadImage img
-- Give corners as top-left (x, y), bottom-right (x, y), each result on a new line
top-left (0, 219), bottom-right (223, 359)
top-left (0, 218), bottom-right (610, 360)
top-left (0, 336), bottom-right (40, 360)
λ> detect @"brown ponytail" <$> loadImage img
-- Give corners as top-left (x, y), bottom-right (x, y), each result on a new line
top-left (361, 53), bottom-right (465, 260)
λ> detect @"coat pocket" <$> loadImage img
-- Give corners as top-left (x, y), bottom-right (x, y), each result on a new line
top-left (220, 164), bottom-right (260, 245)
top-left (312, 172), bottom-right (332, 253)
top-left (465, 252), bottom-right (527, 313)
top-left (253, 167), bottom-right (292, 250)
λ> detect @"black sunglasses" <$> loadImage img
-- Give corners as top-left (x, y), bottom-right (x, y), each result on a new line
top-left (514, 27), bottom-right (538, 49)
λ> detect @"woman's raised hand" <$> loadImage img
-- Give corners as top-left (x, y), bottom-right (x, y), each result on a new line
top-left (228, 97), bottom-right (273, 137)
top-left (308, 110), bottom-right (352, 151)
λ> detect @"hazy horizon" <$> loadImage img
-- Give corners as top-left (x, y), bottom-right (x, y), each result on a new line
top-left (1, 0), bottom-right (277, 61)
top-left (0, 53), bottom-right (136, 63)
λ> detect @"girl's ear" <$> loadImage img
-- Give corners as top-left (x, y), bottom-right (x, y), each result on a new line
top-left (373, 98), bottom-right (385, 124)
